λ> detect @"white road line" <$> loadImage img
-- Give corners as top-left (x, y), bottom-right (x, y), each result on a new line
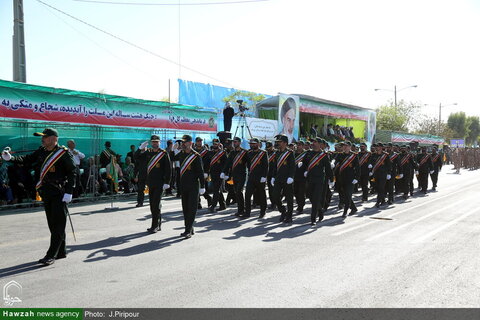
top-left (332, 179), bottom-right (480, 236)
top-left (364, 197), bottom-right (472, 242)
top-left (412, 208), bottom-right (480, 243)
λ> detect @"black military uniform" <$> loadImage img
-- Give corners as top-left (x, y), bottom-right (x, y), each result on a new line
top-left (369, 144), bottom-right (392, 208)
top-left (134, 135), bottom-right (171, 233)
top-left (272, 135), bottom-right (296, 223)
top-left (266, 142), bottom-right (276, 210)
top-left (397, 146), bottom-right (417, 199)
top-left (100, 141), bottom-right (116, 168)
top-left (407, 146), bottom-right (416, 196)
top-left (293, 142), bottom-right (308, 213)
top-left (386, 145), bottom-right (401, 204)
top-left (430, 147), bottom-right (443, 190)
top-left (193, 137), bottom-right (213, 209)
top-left (206, 139), bottom-right (227, 212)
top-left (244, 138), bottom-right (269, 218)
top-left (416, 147), bottom-right (433, 194)
top-left (6, 128), bottom-right (76, 265)
top-left (222, 137), bottom-right (247, 217)
top-left (357, 143), bottom-right (372, 202)
top-left (174, 135), bottom-right (206, 238)
top-left (304, 138), bottom-right (333, 224)
top-left (334, 142), bottom-right (360, 217)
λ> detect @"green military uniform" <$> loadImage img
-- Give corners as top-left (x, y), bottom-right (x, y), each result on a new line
top-left (272, 135), bottom-right (296, 223)
top-left (244, 138), bottom-right (269, 218)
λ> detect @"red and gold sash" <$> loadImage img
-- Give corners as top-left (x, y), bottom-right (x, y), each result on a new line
top-left (339, 153), bottom-right (356, 173)
top-left (276, 151), bottom-right (290, 169)
top-left (359, 152), bottom-right (371, 166)
top-left (232, 149), bottom-right (247, 169)
top-left (199, 149), bottom-right (208, 158)
top-left (249, 151), bottom-right (265, 173)
top-left (147, 151), bottom-right (166, 174)
top-left (307, 152), bottom-right (327, 172)
top-left (432, 154), bottom-right (440, 163)
top-left (400, 153), bottom-right (411, 166)
top-left (180, 152), bottom-right (197, 177)
top-left (390, 153), bottom-right (399, 162)
top-left (419, 154), bottom-right (430, 166)
top-left (268, 152), bottom-right (276, 163)
top-left (295, 151), bottom-right (307, 165)
top-left (372, 153), bottom-right (387, 174)
top-left (210, 150), bottom-right (225, 167)
top-left (36, 147), bottom-right (67, 189)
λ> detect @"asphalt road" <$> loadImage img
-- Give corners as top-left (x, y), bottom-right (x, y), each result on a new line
top-left (1, 165), bottom-right (479, 308)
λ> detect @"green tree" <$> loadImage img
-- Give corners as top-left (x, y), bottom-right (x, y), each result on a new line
top-left (466, 116), bottom-right (480, 145)
top-left (447, 112), bottom-right (469, 138)
top-left (222, 90), bottom-right (265, 113)
top-left (375, 100), bottom-right (421, 132)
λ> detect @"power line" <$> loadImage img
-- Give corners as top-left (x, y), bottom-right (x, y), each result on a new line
top-left (36, 0), bottom-right (237, 87)
top-left (73, 0), bottom-right (270, 6)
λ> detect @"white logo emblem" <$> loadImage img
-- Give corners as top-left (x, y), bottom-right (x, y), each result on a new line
top-left (3, 281), bottom-right (22, 306)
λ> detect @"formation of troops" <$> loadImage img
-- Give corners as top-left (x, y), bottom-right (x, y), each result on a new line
top-left (2, 127), bottom-right (478, 266)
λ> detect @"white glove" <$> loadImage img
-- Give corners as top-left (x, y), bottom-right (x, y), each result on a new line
top-left (398, 174), bottom-right (404, 179)
top-left (139, 141), bottom-right (149, 150)
top-left (220, 173), bottom-right (225, 180)
top-left (330, 162), bottom-right (335, 169)
top-left (328, 180), bottom-right (334, 187)
top-left (415, 170), bottom-right (419, 175)
top-left (352, 179), bottom-right (358, 184)
top-left (271, 178), bottom-right (275, 186)
top-left (286, 177), bottom-right (294, 184)
top-left (304, 171), bottom-right (308, 178)
top-left (387, 174), bottom-right (391, 180)
top-left (163, 184), bottom-right (170, 190)
top-left (368, 164), bottom-right (373, 169)
top-left (260, 177), bottom-right (267, 183)
top-left (430, 170), bottom-right (434, 174)
top-left (297, 162), bottom-right (303, 168)
top-left (199, 188), bottom-right (205, 195)
top-left (369, 172), bottom-right (373, 176)
top-left (174, 161), bottom-right (180, 167)
top-left (204, 173), bottom-right (208, 179)
top-left (62, 193), bottom-right (72, 203)
top-left (2, 151), bottom-right (11, 161)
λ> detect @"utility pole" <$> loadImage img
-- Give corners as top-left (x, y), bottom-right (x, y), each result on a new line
top-left (13, 0), bottom-right (27, 83)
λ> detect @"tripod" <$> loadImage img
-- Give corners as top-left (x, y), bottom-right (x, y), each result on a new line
top-left (233, 112), bottom-right (253, 140)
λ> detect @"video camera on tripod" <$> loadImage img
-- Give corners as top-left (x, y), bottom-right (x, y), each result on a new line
top-left (236, 100), bottom-right (249, 115)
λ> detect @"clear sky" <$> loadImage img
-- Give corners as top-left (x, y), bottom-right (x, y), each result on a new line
top-left (1, 0), bottom-right (479, 120)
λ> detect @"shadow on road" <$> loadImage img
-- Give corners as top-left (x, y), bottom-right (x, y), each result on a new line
top-left (0, 261), bottom-right (49, 279)
top-left (67, 231), bottom-right (151, 254)
top-left (83, 236), bottom-right (184, 262)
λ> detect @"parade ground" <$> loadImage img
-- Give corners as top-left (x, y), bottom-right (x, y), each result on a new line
top-left (1, 165), bottom-right (479, 308)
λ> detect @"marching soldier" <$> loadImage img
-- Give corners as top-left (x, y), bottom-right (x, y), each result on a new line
top-left (397, 145), bottom-right (415, 199)
top-left (244, 138), bottom-right (269, 218)
top-left (223, 138), bottom-right (237, 206)
top-left (304, 138), bottom-right (333, 225)
top-left (266, 141), bottom-right (276, 210)
top-left (357, 143), bottom-right (371, 202)
top-left (334, 141), bottom-right (360, 217)
top-left (271, 134), bottom-right (295, 223)
top-left (193, 137), bottom-right (213, 209)
top-left (293, 141), bottom-right (308, 214)
top-left (222, 137), bottom-right (247, 217)
top-left (135, 135), bottom-right (171, 233)
top-left (386, 143), bottom-right (401, 204)
top-left (430, 145), bottom-right (443, 191)
top-left (2, 128), bottom-right (76, 265)
top-left (369, 143), bottom-right (392, 208)
top-left (406, 145), bottom-right (416, 195)
top-left (174, 135), bottom-right (206, 238)
top-left (206, 139), bottom-right (227, 213)
top-left (416, 146), bottom-right (433, 194)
